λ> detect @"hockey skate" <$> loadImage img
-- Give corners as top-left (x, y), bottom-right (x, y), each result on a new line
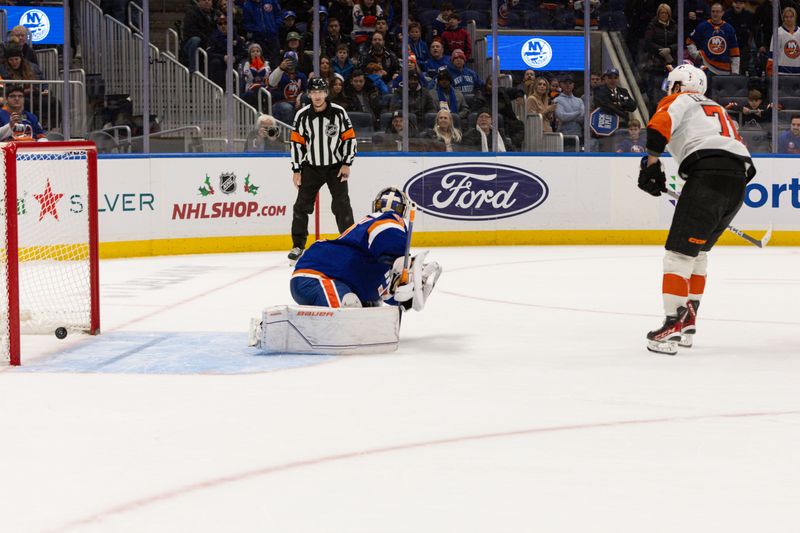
top-left (679, 300), bottom-right (699, 348)
top-left (647, 306), bottom-right (688, 355)
top-left (288, 247), bottom-right (304, 265)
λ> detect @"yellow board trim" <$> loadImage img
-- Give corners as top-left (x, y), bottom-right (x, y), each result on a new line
top-left (98, 229), bottom-right (798, 259)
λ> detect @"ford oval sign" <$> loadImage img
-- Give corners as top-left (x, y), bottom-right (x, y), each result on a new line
top-left (404, 163), bottom-right (549, 220)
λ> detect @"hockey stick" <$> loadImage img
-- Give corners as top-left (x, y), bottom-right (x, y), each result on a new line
top-left (663, 189), bottom-right (773, 248)
top-left (400, 203), bottom-right (417, 284)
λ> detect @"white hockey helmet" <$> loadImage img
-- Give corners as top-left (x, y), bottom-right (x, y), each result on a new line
top-left (666, 64), bottom-right (707, 95)
top-left (373, 187), bottom-right (410, 217)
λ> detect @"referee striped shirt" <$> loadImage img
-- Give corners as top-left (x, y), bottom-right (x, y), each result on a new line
top-left (290, 102), bottom-right (357, 172)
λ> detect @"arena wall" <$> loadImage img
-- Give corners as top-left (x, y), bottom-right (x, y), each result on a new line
top-left (93, 153), bottom-right (800, 258)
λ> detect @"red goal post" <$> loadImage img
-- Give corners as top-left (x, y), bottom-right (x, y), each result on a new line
top-left (1, 141), bottom-right (100, 366)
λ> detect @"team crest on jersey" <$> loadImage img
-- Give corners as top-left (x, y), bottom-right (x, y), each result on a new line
top-left (283, 79), bottom-right (302, 100)
top-left (220, 172), bottom-right (236, 194)
top-left (325, 123), bottom-right (338, 137)
top-left (708, 35), bottom-right (727, 55)
top-left (785, 39), bottom-right (800, 59)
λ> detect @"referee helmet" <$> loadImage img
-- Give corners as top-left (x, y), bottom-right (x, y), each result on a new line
top-left (308, 77), bottom-right (329, 93)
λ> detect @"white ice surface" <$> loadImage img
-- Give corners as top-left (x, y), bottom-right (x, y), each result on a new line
top-left (1, 246), bottom-right (799, 533)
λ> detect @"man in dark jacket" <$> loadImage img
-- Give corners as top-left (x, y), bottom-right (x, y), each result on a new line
top-left (358, 32), bottom-right (399, 83)
top-left (594, 67), bottom-right (637, 127)
top-left (389, 71), bottom-right (437, 124)
top-left (182, 0), bottom-right (217, 73)
top-left (724, 0), bottom-right (754, 76)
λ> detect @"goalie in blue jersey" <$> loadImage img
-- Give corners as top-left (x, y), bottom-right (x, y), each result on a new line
top-left (290, 187), bottom-right (441, 311)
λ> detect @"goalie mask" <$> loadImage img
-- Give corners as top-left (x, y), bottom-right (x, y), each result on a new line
top-left (373, 187), bottom-right (410, 218)
top-left (666, 64), bottom-right (707, 95)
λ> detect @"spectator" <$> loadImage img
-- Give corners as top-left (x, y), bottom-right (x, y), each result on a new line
top-left (753, 0), bottom-right (800, 68)
top-left (548, 77), bottom-right (561, 100)
top-left (374, 15), bottom-right (400, 56)
top-left (431, 3), bottom-right (455, 41)
top-left (767, 7), bottom-right (800, 75)
top-left (615, 118), bottom-right (646, 152)
top-left (554, 73), bottom-right (585, 142)
top-left (422, 39), bottom-right (449, 84)
top-left (328, 74), bottom-right (349, 107)
top-left (314, 56), bottom-right (336, 86)
top-left (498, 0), bottom-right (523, 28)
top-left (278, 11), bottom-right (300, 45)
top-left (269, 51), bottom-right (308, 124)
top-left (573, 0), bottom-right (599, 30)
top-left (407, 22), bottom-right (430, 67)
top-left (421, 109), bottom-right (462, 151)
top-left (344, 70), bottom-right (381, 122)
top-left (778, 114), bottom-right (800, 154)
top-left (447, 49), bottom-right (482, 95)
top-left (643, 3), bottom-right (677, 112)
top-left (0, 47), bottom-right (45, 104)
top-left (589, 70), bottom-right (602, 101)
top-left (389, 70), bottom-right (437, 123)
top-left (390, 55), bottom-right (430, 91)
top-left (332, 43), bottom-right (355, 79)
top-left (472, 76), bottom-right (524, 149)
top-left (518, 69), bottom-right (536, 95)
top-left (329, 0), bottom-right (355, 36)
top-left (207, 14), bottom-right (246, 88)
top-left (182, 0), bottom-right (217, 73)
top-left (325, 17), bottom-right (353, 59)
top-left (526, 76), bottom-right (556, 132)
top-left (0, 26), bottom-right (38, 65)
top-left (352, 0), bottom-right (383, 47)
top-left (365, 62), bottom-right (390, 95)
top-left (430, 67), bottom-right (469, 121)
top-left (241, 0), bottom-right (281, 67)
top-left (724, 0), bottom-right (755, 76)
top-left (733, 88), bottom-right (773, 126)
top-left (687, 2), bottom-right (741, 75)
top-left (358, 31), bottom-right (399, 82)
top-left (0, 85), bottom-right (46, 141)
top-left (300, 5), bottom-right (329, 45)
top-left (683, 0), bottom-right (710, 36)
top-left (242, 43), bottom-right (271, 107)
top-left (244, 114), bottom-right (286, 152)
top-left (593, 67), bottom-right (636, 128)
top-left (462, 109), bottom-right (512, 152)
top-left (624, 0), bottom-right (663, 59)
top-left (441, 13), bottom-right (472, 59)
top-left (375, 110), bottom-right (419, 146)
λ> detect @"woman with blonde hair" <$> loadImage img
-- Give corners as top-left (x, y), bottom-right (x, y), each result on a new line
top-left (422, 109), bottom-right (462, 151)
top-left (525, 76), bottom-right (555, 132)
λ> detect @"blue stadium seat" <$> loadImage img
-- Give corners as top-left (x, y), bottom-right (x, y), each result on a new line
top-left (711, 75), bottom-right (748, 98)
top-left (778, 76), bottom-right (800, 98)
top-left (348, 111), bottom-right (375, 135)
top-left (739, 128), bottom-right (770, 153)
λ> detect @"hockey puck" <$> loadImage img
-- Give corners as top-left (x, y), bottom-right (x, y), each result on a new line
top-left (55, 327), bottom-right (68, 340)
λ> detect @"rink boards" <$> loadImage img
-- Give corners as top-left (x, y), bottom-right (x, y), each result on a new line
top-left (85, 153), bottom-right (800, 257)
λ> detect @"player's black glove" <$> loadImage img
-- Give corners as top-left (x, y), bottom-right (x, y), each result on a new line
top-left (638, 156), bottom-right (667, 197)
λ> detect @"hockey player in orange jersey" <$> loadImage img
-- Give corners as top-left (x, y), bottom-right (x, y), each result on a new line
top-left (638, 64), bottom-right (756, 355)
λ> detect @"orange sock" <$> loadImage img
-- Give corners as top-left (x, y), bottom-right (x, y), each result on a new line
top-left (662, 273), bottom-right (689, 316)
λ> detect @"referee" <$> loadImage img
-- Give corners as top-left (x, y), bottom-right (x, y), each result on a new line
top-left (288, 77), bottom-right (357, 261)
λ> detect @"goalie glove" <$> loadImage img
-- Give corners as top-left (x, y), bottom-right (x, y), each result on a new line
top-left (638, 156), bottom-right (667, 197)
top-left (387, 252), bottom-right (442, 311)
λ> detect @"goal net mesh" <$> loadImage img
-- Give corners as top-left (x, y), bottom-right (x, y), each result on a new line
top-left (1, 148), bottom-right (93, 362)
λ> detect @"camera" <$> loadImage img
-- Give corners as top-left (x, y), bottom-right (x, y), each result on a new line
top-left (265, 126), bottom-right (279, 138)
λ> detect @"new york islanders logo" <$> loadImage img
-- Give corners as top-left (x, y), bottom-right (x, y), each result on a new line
top-left (784, 39), bottom-right (800, 59)
top-left (708, 35), bottom-right (727, 55)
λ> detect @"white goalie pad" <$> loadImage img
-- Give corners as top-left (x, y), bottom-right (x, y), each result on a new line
top-left (394, 251), bottom-right (442, 311)
top-left (249, 305), bottom-right (400, 355)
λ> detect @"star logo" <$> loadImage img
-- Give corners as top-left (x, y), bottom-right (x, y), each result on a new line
top-left (33, 179), bottom-right (64, 221)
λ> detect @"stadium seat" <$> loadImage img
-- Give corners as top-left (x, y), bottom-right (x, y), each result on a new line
top-left (348, 111), bottom-right (375, 135)
top-left (778, 75), bottom-right (800, 97)
top-left (419, 9), bottom-right (440, 29)
top-left (739, 129), bottom-right (770, 153)
top-left (461, 10), bottom-right (488, 27)
top-left (778, 96), bottom-right (800, 110)
top-left (711, 75), bottom-right (748, 98)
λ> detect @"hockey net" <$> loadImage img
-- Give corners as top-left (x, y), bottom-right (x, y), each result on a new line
top-left (1, 142), bottom-right (100, 365)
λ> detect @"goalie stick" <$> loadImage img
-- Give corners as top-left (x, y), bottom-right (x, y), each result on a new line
top-left (400, 203), bottom-right (417, 284)
top-left (663, 188), bottom-right (773, 248)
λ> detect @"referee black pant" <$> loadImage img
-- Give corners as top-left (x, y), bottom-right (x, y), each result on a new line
top-left (292, 163), bottom-right (355, 249)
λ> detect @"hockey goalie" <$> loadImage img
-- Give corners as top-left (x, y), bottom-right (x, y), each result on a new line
top-left (249, 187), bottom-right (442, 354)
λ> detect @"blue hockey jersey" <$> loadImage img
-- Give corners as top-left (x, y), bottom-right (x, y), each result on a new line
top-left (294, 211), bottom-right (408, 304)
top-left (688, 19), bottom-right (740, 74)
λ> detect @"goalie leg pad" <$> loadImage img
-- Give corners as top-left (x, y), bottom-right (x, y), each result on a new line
top-left (252, 305), bottom-right (400, 355)
top-left (290, 274), bottom-right (356, 308)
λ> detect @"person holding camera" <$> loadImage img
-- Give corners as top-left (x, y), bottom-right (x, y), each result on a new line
top-left (288, 77), bottom-right (357, 262)
top-left (244, 114), bottom-right (286, 152)
top-left (0, 85), bottom-right (46, 141)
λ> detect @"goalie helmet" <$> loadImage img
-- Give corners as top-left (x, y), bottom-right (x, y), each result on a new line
top-left (373, 187), bottom-right (410, 217)
top-left (666, 64), bottom-right (707, 95)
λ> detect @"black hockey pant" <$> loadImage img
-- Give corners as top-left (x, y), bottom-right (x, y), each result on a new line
top-left (291, 163), bottom-right (355, 249)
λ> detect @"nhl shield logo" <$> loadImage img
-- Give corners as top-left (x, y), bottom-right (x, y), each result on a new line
top-left (325, 123), bottom-right (338, 137)
top-left (220, 172), bottom-right (237, 194)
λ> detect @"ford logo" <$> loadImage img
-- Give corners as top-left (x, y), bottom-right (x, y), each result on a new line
top-left (404, 163), bottom-right (549, 221)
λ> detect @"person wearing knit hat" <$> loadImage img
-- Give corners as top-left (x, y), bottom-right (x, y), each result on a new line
top-left (430, 66), bottom-right (469, 122)
top-left (447, 48), bottom-right (483, 95)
